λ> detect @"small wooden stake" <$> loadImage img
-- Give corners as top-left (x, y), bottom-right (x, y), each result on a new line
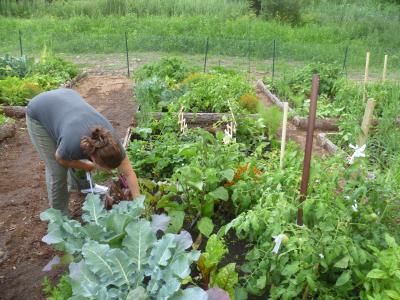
top-left (358, 99), bottom-right (376, 146)
top-left (382, 54), bottom-right (388, 82)
top-left (363, 52), bottom-right (370, 102)
top-left (280, 102), bottom-right (289, 169)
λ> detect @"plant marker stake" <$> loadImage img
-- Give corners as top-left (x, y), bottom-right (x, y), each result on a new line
top-left (297, 75), bottom-right (320, 227)
top-left (382, 54), bottom-right (388, 82)
top-left (203, 37), bottom-right (209, 73)
top-left (248, 38), bottom-right (251, 74)
top-left (342, 45), bottom-right (349, 77)
top-left (363, 52), bottom-right (370, 102)
top-left (280, 102), bottom-right (289, 169)
top-left (272, 39), bottom-right (276, 82)
top-left (125, 31), bottom-right (130, 78)
top-left (19, 29), bottom-right (23, 57)
top-left (358, 99), bottom-right (376, 147)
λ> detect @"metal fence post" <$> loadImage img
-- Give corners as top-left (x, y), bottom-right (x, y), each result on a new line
top-left (19, 30), bottom-right (23, 57)
top-left (342, 46), bottom-right (349, 77)
top-left (203, 37), bottom-right (209, 73)
top-left (272, 39), bottom-right (276, 82)
top-left (125, 31), bottom-right (130, 78)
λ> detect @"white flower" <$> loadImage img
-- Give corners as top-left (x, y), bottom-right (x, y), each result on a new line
top-left (319, 253), bottom-right (324, 259)
top-left (351, 202), bottom-right (358, 212)
top-left (347, 144), bottom-right (366, 164)
top-left (344, 195), bottom-right (351, 201)
top-left (272, 234), bottom-right (284, 254)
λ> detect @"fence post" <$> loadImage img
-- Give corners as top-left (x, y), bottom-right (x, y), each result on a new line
top-left (203, 37), bottom-right (209, 73)
top-left (19, 29), bottom-right (23, 57)
top-left (382, 54), bottom-right (388, 82)
top-left (342, 46), bottom-right (349, 76)
top-left (124, 31), bottom-right (130, 78)
top-left (272, 39), bottom-right (276, 82)
top-left (248, 38), bottom-right (251, 74)
top-left (297, 75), bottom-right (320, 227)
top-left (358, 99), bottom-right (376, 146)
top-left (280, 102), bottom-right (289, 169)
top-left (363, 52), bottom-right (370, 102)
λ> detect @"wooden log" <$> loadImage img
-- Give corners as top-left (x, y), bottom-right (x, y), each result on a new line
top-left (1, 106), bottom-right (27, 118)
top-left (317, 133), bottom-right (339, 155)
top-left (0, 120), bottom-right (16, 142)
top-left (256, 80), bottom-right (296, 114)
top-left (61, 72), bottom-right (88, 88)
top-left (292, 116), bottom-right (339, 131)
top-left (134, 112), bottom-right (260, 124)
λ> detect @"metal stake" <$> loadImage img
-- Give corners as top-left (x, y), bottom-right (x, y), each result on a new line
top-left (203, 37), bottom-right (209, 73)
top-left (125, 31), bottom-right (130, 78)
top-left (297, 74), bottom-right (320, 226)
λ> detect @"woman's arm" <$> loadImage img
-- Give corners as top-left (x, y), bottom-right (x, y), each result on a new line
top-left (55, 150), bottom-right (94, 171)
top-left (117, 156), bottom-right (141, 198)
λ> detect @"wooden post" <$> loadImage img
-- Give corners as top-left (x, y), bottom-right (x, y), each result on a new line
top-left (358, 99), bottom-right (376, 146)
top-left (280, 102), bottom-right (289, 169)
top-left (297, 75), bottom-right (319, 227)
top-left (382, 54), bottom-right (388, 82)
top-left (203, 37), bottom-right (209, 73)
top-left (124, 31), bottom-right (130, 78)
top-left (363, 52), bottom-right (370, 102)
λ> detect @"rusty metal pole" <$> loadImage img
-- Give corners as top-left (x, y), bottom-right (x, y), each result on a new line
top-left (297, 74), bottom-right (320, 226)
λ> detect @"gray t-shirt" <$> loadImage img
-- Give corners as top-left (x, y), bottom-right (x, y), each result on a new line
top-left (27, 88), bottom-right (125, 161)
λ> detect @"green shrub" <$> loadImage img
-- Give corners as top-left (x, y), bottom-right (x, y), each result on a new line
top-left (0, 112), bottom-right (7, 126)
top-left (0, 76), bottom-right (43, 106)
top-left (31, 57), bottom-right (78, 83)
top-left (248, 0), bottom-right (304, 24)
top-left (135, 57), bottom-right (193, 83)
top-left (42, 274), bottom-right (72, 300)
top-left (0, 55), bottom-right (32, 79)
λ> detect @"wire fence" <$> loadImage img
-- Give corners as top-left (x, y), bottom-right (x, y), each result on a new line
top-left (1, 28), bottom-right (399, 80)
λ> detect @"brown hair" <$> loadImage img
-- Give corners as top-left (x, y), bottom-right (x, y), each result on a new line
top-left (80, 127), bottom-right (123, 169)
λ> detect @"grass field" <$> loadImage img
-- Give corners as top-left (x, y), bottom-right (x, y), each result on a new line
top-left (0, 0), bottom-right (399, 77)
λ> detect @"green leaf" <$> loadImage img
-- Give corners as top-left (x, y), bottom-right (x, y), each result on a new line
top-left (385, 234), bottom-right (398, 248)
top-left (170, 287), bottom-right (208, 300)
top-left (385, 290), bottom-right (400, 299)
top-left (211, 263), bottom-right (238, 298)
top-left (123, 220), bottom-right (156, 272)
top-left (335, 271), bottom-right (351, 287)
top-left (208, 187), bottom-right (229, 201)
top-left (126, 286), bottom-right (149, 300)
top-left (82, 241), bottom-right (114, 284)
top-left (149, 234), bottom-right (176, 267)
top-left (197, 217), bottom-right (214, 237)
top-left (106, 213), bottom-right (132, 234)
top-left (82, 194), bottom-right (105, 225)
top-left (282, 262), bottom-right (300, 277)
top-left (256, 275), bottom-right (266, 290)
top-left (167, 210), bottom-right (185, 234)
top-left (367, 269), bottom-right (387, 279)
top-left (221, 169), bottom-right (235, 181)
top-left (334, 256), bottom-right (350, 269)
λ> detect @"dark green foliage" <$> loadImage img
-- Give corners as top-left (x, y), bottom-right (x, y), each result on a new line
top-left (30, 56), bottom-right (78, 83)
top-left (248, 0), bottom-right (303, 24)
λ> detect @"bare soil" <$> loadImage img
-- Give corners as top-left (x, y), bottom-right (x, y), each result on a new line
top-left (0, 75), bottom-right (136, 300)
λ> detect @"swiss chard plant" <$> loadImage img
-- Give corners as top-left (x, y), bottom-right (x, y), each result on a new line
top-left (40, 194), bottom-right (210, 300)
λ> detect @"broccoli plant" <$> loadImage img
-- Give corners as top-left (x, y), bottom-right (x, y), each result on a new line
top-left (40, 194), bottom-right (210, 299)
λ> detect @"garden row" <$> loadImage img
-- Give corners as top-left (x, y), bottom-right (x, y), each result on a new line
top-left (0, 52), bottom-right (78, 141)
top-left (40, 58), bottom-right (400, 300)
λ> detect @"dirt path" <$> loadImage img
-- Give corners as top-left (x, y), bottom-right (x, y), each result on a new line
top-left (256, 87), bottom-right (328, 156)
top-left (0, 75), bottom-right (136, 300)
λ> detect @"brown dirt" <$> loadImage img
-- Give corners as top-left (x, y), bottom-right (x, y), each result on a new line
top-left (256, 87), bottom-right (328, 156)
top-left (0, 75), bottom-right (136, 300)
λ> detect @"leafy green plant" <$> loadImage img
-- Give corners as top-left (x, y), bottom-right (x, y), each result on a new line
top-left (361, 234), bottom-right (400, 300)
top-left (0, 54), bottom-right (32, 79)
top-left (0, 76), bottom-right (43, 105)
top-left (40, 194), bottom-right (207, 299)
top-left (42, 273), bottom-right (72, 300)
top-left (135, 57), bottom-right (193, 83)
top-left (197, 234), bottom-right (238, 298)
top-left (31, 56), bottom-right (78, 83)
top-left (0, 112), bottom-right (7, 125)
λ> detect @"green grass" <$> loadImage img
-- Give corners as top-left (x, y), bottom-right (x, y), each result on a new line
top-left (0, 1), bottom-right (399, 77)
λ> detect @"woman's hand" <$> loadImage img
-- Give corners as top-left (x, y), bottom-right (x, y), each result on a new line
top-left (117, 156), bottom-right (141, 199)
